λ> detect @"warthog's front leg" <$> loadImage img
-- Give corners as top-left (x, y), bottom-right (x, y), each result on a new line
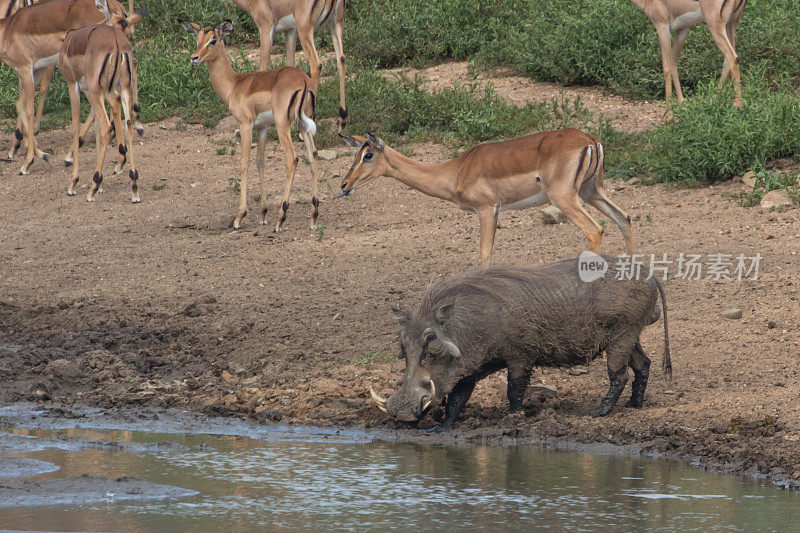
top-left (441, 377), bottom-right (477, 429)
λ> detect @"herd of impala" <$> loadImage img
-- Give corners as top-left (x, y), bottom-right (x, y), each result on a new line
top-left (0, 0), bottom-right (747, 265)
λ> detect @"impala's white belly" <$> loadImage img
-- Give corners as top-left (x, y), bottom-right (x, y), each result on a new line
top-left (78, 78), bottom-right (88, 92)
top-left (275, 14), bottom-right (296, 32)
top-left (671, 9), bottom-right (703, 30)
top-left (253, 111), bottom-right (275, 129)
top-left (498, 190), bottom-right (550, 212)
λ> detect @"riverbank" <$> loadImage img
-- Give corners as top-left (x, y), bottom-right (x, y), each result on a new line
top-left (1, 121), bottom-right (799, 493)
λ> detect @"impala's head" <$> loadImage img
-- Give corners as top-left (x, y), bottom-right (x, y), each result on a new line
top-left (178, 19), bottom-right (233, 65)
top-left (337, 133), bottom-right (389, 198)
top-left (97, 0), bottom-right (142, 36)
top-left (369, 305), bottom-right (462, 423)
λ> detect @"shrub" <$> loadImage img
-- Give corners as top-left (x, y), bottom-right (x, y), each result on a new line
top-left (635, 72), bottom-right (800, 183)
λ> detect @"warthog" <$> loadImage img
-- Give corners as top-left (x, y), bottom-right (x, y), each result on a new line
top-left (370, 257), bottom-right (672, 429)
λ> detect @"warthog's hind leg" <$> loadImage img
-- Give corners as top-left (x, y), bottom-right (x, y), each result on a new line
top-left (591, 338), bottom-right (633, 417)
top-left (625, 342), bottom-right (651, 408)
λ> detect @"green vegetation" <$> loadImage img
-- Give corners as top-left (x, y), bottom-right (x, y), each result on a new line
top-left (737, 170), bottom-right (800, 207)
top-left (346, 0), bottom-right (800, 100)
top-left (634, 74), bottom-right (800, 183)
top-left (0, 0), bottom-right (796, 189)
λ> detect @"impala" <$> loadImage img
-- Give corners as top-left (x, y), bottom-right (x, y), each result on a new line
top-left (231, 0), bottom-right (347, 130)
top-left (60, 24), bottom-right (142, 202)
top-left (0, 0), bottom-right (53, 150)
top-left (180, 19), bottom-right (320, 231)
top-left (630, 0), bottom-right (746, 107)
top-left (0, 0), bottom-right (139, 174)
top-left (339, 130), bottom-right (634, 266)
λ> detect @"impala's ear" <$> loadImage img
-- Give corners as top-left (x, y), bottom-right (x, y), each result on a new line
top-left (391, 307), bottom-right (413, 326)
top-left (339, 133), bottom-right (362, 148)
top-left (436, 303), bottom-right (454, 325)
top-left (95, 0), bottom-right (110, 18)
top-left (219, 19), bottom-right (234, 41)
top-left (366, 132), bottom-right (385, 152)
top-left (178, 19), bottom-right (200, 35)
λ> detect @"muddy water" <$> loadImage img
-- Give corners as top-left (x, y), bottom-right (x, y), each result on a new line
top-left (0, 425), bottom-right (798, 532)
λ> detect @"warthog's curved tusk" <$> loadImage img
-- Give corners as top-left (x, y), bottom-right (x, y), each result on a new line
top-left (370, 386), bottom-right (389, 414)
top-left (421, 381), bottom-right (436, 412)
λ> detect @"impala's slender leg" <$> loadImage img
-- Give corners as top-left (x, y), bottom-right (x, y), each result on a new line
top-left (18, 70), bottom-right (47, 175)
top-left (297, 23), bottom-right (321, 90)
top-left (579, 144), bottom-right (634, 254)
top-left (551, 194), bottom-right (604, 253)
top-left (329, 19), bottom-right (347, 130)
top-left (705, 15), bottom-right (742, 107)
top-left (120, 89), bottom-right (140, 203)
top-left (33, 67), bottom-right (54, 134)
top-left (285, 28), bottom-right (297, 67)
top-left (654, 24), bottom-right (675, 103)
top-left (274, 118), bottom-right (298, 232)
top-left (110, 96), bottom-right (127, 174)
top-left (257, 24), bottom-right (275, 70)
top-left (234, 121), bottom-right (252, 229)
top-left (256, 126), bottom-right (269, 224)
top-left (86, 89), bottom-right (112, 201)
top-left (670, 28), bottom-right (689, 102)
top-left (66, 82), bottom-right (83, 195)
top-left (78, 112), bottom-right (96, 148)
top-left (300, 127), bottom-right (320, 228)
top-left (718, 21), bottom-right (738, 90)
top-left (477, 207), bottom-right (497, 267)
top-left (582, 186), bottom-right (634, 255)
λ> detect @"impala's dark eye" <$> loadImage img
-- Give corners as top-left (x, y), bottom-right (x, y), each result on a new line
top-left (363, 152), bottom-right (373, 161)
top-left (209, 38), bottom-right (217, 46)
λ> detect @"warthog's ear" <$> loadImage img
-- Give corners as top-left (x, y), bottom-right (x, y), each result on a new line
top-left (436, 304), bottom-right (454, 325)
top-left (339, 133), bottom-right (362, 148)
top-left (391, 307), bottom-right (412, 326)
top-left (366, 132), bottom-right (385, 152)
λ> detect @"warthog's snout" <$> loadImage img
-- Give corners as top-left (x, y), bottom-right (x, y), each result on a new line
top-left (370, 378), bottom-right (435, 422)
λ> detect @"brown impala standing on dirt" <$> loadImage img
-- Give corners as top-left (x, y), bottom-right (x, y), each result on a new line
top-left (339, 131), bottom-right (634, 266)
top-left (630, 0), bottom-right (746, 107)
top-left (0, 0), bottom-right (140, 174)
top-left (60, 24), bottom-right (143, 203)
top-left (180, 19), bottom-right (320, 231)
top-left (231, 0), bottom-right (347, 130)
top-left (0, 0), bottom-right (53, 147)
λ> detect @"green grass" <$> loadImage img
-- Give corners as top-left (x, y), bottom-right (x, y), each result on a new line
top-left (314, 69), bottom-right (613, 148)
top-left (737, 170), bottom-right (800, 207)
top-left (345, 0), bottom-right (800, 101)
top-left (634, 72), bottom-right (800, 183)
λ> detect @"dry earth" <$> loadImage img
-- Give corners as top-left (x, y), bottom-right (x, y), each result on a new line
top-left (1, 64), bottom-right (799, 489)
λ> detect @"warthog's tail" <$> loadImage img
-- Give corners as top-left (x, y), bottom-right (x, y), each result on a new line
top-left (653, 277), bottom-right (672, 380)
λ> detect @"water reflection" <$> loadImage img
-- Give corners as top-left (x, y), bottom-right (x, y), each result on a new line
top-left (0, 426), bottom-right (796, 531)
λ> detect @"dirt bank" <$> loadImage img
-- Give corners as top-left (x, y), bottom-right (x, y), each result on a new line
top-left (1, 104), bottom-right (799, 491)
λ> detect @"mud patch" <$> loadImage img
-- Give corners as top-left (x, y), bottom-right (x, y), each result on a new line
top-left (0, 474), bottom-right (198, 508)
top-left (0, 456), bottom-right (59, 479)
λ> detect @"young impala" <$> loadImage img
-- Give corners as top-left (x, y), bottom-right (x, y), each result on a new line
top-left (180, 19), bottom-right (320, 231)
top-left (59, 24), bottom-right (143, 202)
top-left (232, 0), bottom-right (347, 130)
top-left (630, 0), bottom-right (747, 107)
top-left (339, 130), bottom-right (634, 267)
top-left (0, 0), bottom-right (140, 174)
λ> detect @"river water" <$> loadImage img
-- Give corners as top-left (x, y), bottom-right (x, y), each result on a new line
top-left (0, 423), bottom-right (797, 532)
